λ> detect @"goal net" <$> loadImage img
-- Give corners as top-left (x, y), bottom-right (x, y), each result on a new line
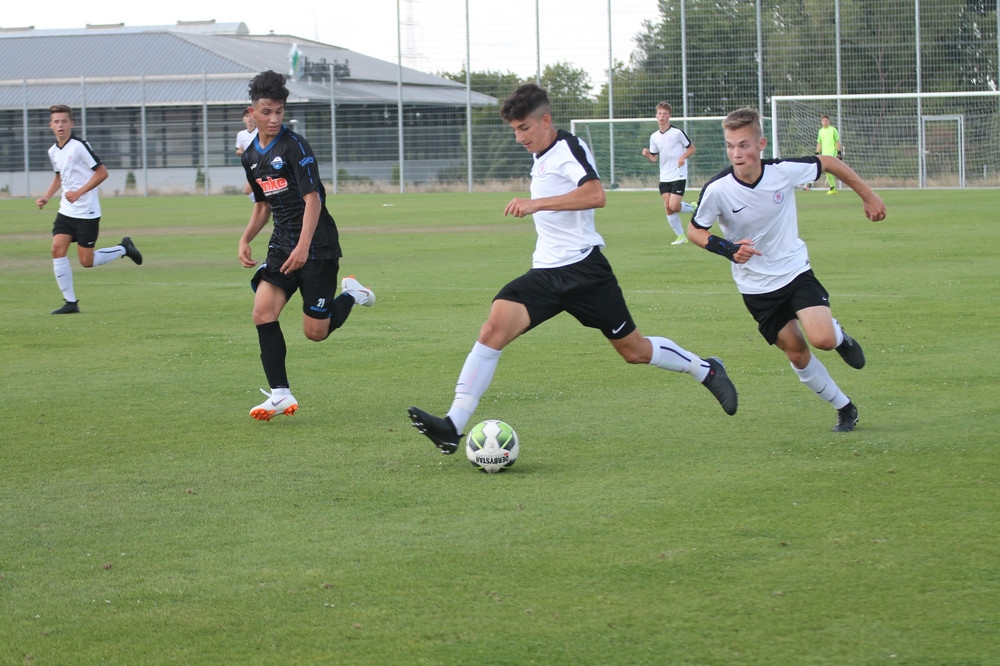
top-left (570, 116), bottom-right (774, 191)
top-left (771, 92), bottom-right (1000, 188)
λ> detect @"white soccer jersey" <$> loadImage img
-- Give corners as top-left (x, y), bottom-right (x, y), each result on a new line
top-left (692, 157), bottom-right (822, 294)
top-left (236, 128), bottom-right (257, 153)
top-left (648, 125), bottom-right (692, 182)
top-left (48, 136), bottom-right (102, 219)
top-left (529, 129), bottom-right (605, 268)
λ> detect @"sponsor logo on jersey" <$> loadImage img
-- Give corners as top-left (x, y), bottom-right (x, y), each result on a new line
top-left (299, 156), bottom-right (315, 167)
top-left (257, 176), bottom-right (289, 194)
top-left (270, 155), bottom-right (285, 169)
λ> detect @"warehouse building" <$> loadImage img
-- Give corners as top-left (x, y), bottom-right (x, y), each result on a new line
top-left (0, 21), bottom-right (496, 195)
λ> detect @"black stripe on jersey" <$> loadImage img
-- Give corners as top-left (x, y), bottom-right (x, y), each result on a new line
top-left (660, 126), bottom-right (692, 144)
top-left (58, 136), bottom-right (103, 172)
top-left (764, 156), bottom-right (823, 183)
top-left (552, 129), bottom-right (600, 187)
top-left (692, 167), bottom-right (734, 229)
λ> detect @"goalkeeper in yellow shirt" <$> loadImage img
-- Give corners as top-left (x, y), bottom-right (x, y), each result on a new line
top-left (815, 115), bottom-right (843, 194)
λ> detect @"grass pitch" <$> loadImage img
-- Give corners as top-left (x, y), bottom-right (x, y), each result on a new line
top-left (0, 189), bottom-right (997, 664)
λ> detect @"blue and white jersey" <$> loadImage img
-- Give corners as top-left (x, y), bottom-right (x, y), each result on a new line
top-left (48, 136), bottom-right (102, 219)
top-left (693, 157), bottom-right (822, 294)
top-left (242, 125), bottom-right (342, 260)
top-left (529, 129), bottom-right (605, 269)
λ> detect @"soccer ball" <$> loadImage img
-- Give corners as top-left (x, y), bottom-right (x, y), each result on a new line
top-left (465, 419), bottom-right (519, 473)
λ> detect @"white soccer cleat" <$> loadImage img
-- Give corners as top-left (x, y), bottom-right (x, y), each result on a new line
top-left (671, 235), bottom-right (688, 245)
top-left (341, 275), bottom-right (375, 307)
top-left (250, 388), bottom-right (298, 421)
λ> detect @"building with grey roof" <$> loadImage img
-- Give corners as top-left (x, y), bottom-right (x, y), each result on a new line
top-left (0, 20), bottom-right (497, 195)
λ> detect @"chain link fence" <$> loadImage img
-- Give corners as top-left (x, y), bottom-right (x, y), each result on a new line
top-left (2, 0), bottom-right (998, 197)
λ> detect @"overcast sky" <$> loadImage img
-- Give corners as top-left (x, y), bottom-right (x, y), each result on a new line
top-left (2, 0), bottom-right (660, 87)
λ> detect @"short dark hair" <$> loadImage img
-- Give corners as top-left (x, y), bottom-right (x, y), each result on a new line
top-left (49, 104), bottom-right (74, 120)
top-left (500, 83), bottom-right (551, 122)
top-left (248, 70), bottom-right (289, 104)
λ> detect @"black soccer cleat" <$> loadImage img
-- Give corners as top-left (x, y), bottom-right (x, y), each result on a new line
top-left (702, 356), bottom-right (738, 415)
top-left (51, 300), bottom-right (80, 314)
top-left (832, 401), bottom-right (859, 432)
top-left (835, 327), bottom-right (865, 369)
top-left (121, 237), bottom-right (143, 265)
top-left (407, 406), bottom-right (461, 455)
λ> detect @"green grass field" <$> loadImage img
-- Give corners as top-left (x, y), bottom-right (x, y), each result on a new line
top-left (1, 189), bottom-right (997, 665)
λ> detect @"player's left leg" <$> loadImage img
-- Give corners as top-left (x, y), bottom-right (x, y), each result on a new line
top-left (409, 299), bottom-right (524, 455)
top-left (612, 331), bottom-right (737, 415)
top-left (50, 232), bottom-right (78, 311)
top-left (776, 319), bottom-right (857, 431)
top-left (250, 277), bottom-right (297, 420)
top-left (662, 191), bottom-right (686, 244)
top-left (798, 305), bottom-right (865, 369)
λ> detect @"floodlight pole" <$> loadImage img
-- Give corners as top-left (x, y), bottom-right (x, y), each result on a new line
top-left (607, 0), bottom-right (615, 189)
top-left (396, 0), bottom-right (405, 193)
top-left (141, 73), bottom-right (149, 197)
top-left (465, 0), bottom-right (473, 193)
top-left (22, 80), bottom-right (29, 197)
top-left (330, 64), bottom-right (338, 195)
top-left (202, 72), bottom-right (210, 196)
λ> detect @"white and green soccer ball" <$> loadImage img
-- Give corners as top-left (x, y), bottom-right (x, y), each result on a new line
top-left (465, 419), bottom-right (519, 473)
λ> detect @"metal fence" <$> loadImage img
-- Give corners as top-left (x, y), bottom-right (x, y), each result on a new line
top-left (2, 0), bottom-right (999, 197)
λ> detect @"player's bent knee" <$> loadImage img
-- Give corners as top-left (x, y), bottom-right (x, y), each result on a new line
top-left (812, 335), bottom-right (837, 351)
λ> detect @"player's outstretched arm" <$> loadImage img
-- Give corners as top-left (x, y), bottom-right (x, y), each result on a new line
top-left (818, 155), bottom-right (886, 222)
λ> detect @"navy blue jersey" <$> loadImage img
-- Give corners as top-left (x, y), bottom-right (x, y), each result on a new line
top-left (242, 126), bottom-right (342, 260)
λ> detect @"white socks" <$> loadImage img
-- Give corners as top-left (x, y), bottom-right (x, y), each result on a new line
top-left (53, 256), bottom-right (76, 302)
top-left (54, 246), bottom-right (127, 300)
top-left (680, 201), bottom-right (695, 214)
top-left (793, 355), bottom-right (849, 409)
top-left (93, 245), bottom-right (126, 266)
top-left (831, 318), bottom-right (845, 346)
top-left (447, 341), bottom-right (502, 434)
top-left (666, 213), bottom-right (684, 237)
top-left (646, 336), bottom-right (709, 382)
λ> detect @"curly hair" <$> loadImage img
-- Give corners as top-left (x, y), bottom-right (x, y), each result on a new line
top-left (248, 70), bottom-right (289, 104)
top-left (500, 83), bottom-right (551, 122)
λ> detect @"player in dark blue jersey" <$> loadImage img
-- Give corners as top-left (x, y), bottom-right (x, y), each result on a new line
top-left (238, 70), bottom-right (375, 421)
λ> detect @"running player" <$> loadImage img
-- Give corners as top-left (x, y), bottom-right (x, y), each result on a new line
top-left (36, 104), bottom-right (142, 314)
top-left (688, 107), bottom-right (885, 432)
top-left (408, 84), bottom-right (738, 454)
top-left (238, 70), bottom-right (374, 421)
top-left (641, 101), bottom-right (697, 245)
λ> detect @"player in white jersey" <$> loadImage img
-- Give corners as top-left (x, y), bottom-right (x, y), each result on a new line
top-left (36, 105), bottom-right (142, 314)
top-left (687, 107), bottom-right (886, 432)
top-left (408, 84), bottom-right (738, 455)
top-left (641, 102), bottom-right (697, 245)
top-left (235, 107), bottom-right (258, 198)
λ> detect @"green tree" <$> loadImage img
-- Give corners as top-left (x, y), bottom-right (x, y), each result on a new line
top-left (540, 61), bottom-right (596, 125)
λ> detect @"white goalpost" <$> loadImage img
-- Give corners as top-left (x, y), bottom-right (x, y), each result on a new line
top-left (575, 93), bottom-right (1000, 190)
top-left (771, 92), bottom-right (1000, 188)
